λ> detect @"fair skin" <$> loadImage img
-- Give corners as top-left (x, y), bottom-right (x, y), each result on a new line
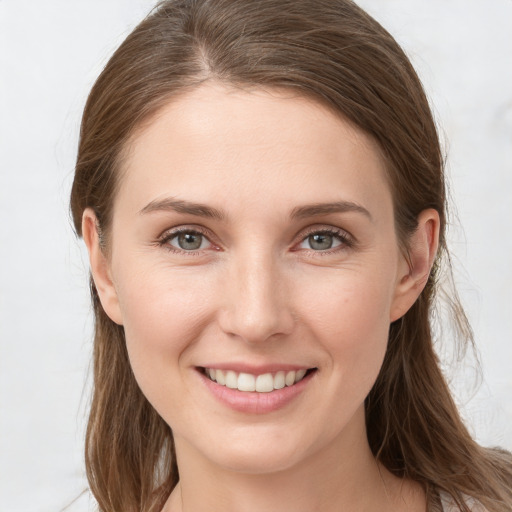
top-left (83, 83), bottom-right (439, 512)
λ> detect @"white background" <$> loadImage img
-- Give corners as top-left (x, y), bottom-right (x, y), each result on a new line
top-left (0, 1), bottom-right (511, 510)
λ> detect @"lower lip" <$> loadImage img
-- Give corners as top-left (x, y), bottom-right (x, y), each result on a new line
top-left (197, 369), bottom-right (316, 414)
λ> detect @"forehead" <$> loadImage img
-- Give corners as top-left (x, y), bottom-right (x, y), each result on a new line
top-left (116, 83), bottom-right (391, 220)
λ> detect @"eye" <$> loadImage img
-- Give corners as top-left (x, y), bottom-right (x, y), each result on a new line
top-left (161, 229), bottom-right (213, 252)
top-left (296, 228), bottom-right (352, 252)
top-left (303, 233), bottom-right (340, 251)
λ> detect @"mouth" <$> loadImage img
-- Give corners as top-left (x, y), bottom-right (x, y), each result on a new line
top-left (200, 367), bottom-right (317, 393)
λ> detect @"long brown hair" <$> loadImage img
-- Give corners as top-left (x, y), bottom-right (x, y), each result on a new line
top-left (70, 1), bottom-right (512, 511)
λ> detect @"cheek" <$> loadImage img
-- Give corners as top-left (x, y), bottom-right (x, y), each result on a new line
top-left (298, 269), bottom-right (393, 385)
top-left (119, 259), bottom-right (215, 331)
top-left (115, 262), bottom-right (217, 399)
top-left (303, 267), bottom-right (393, 333)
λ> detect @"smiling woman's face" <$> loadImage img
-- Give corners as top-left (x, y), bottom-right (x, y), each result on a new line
top-left (84, 83), bottom-right (432, 475)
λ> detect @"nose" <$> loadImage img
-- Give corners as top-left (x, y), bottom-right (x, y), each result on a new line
top-left (218, 251), bottom-right (295, 344)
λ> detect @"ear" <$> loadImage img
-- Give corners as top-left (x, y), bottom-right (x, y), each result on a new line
top-left (390, 208), bottom-right (440, 322)
top-left (82, 208), bottom-right (124, 325)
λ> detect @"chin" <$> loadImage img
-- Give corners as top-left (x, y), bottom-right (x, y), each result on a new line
top-left (209, 443), bottom-right (305, 475)
top-left (176, 422), bottom-right (315, 475)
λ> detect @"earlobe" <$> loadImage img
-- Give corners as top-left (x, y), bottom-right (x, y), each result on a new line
top-left (82, 208), bottom-right (124, 325)
top-left (390, 209), bottom-right (440, 322)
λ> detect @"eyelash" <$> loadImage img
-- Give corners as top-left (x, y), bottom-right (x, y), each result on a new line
top-left (296, 227), bottom-right (354, 255)
top-left (156, 225), bottom-right (355, 256)
top-left (157, 226), bottom-right (215, 256)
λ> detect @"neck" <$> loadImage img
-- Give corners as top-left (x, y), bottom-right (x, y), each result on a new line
top-left (164, 410), bottom-right (425, 512)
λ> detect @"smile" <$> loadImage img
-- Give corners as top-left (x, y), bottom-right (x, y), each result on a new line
top-left (203, 368), bottom-right (313, 393)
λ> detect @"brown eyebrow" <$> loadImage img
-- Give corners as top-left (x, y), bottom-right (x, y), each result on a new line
top-left (139, 197), bottom-right (371, 222)
top-left (290, 201), bottom-right (373, 221)
top-left (138, 198), bottom-right (226, 220)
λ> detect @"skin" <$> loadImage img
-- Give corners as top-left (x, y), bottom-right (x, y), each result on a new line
top-left (83, 83), bottom-right (439, 512)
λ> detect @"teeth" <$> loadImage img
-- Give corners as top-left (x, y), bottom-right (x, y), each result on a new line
top-left (295, 369), bottom-right (307, 382)
top-left (274, 371), bottom-right (285, 389)
top-left (205, 368), bottom-right (311, 392)
top-left (285, 371), bottom-right (295, 386)
top-left (216, 369), bottom-right (226, 385)
top-left (225, 370), bottom-right (238, 389)
top-left (255, 373), bottom-right (274, 392)
top-left (238, 373), bottom-right (256, 392)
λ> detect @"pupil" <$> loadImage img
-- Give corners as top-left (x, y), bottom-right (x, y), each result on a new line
top-left (178, 232), bottom-right (202, 250)
top-left (309, 233), bottom-right (333, 250)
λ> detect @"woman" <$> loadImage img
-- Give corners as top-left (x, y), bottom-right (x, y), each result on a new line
top-left (70, 0), bottom-right (512, 511)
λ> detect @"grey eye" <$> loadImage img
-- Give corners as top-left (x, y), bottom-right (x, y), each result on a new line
top-left (171, 232), bottom-right (207, 251)
top-left (298, 231), bottom-right (344, 251)
top-left (308, 233), bottom-right (334, 250)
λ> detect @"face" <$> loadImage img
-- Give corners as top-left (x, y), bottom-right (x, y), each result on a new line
top-left (87, 83), bottom-right (425, 475)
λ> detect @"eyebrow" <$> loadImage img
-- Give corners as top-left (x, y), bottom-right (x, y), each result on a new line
top-left (290, 201), bottom-right (372, 221)
top-left (138, 198), bottom-right (226, 220)
top-left (139, 197), bottom-right (372, 222)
